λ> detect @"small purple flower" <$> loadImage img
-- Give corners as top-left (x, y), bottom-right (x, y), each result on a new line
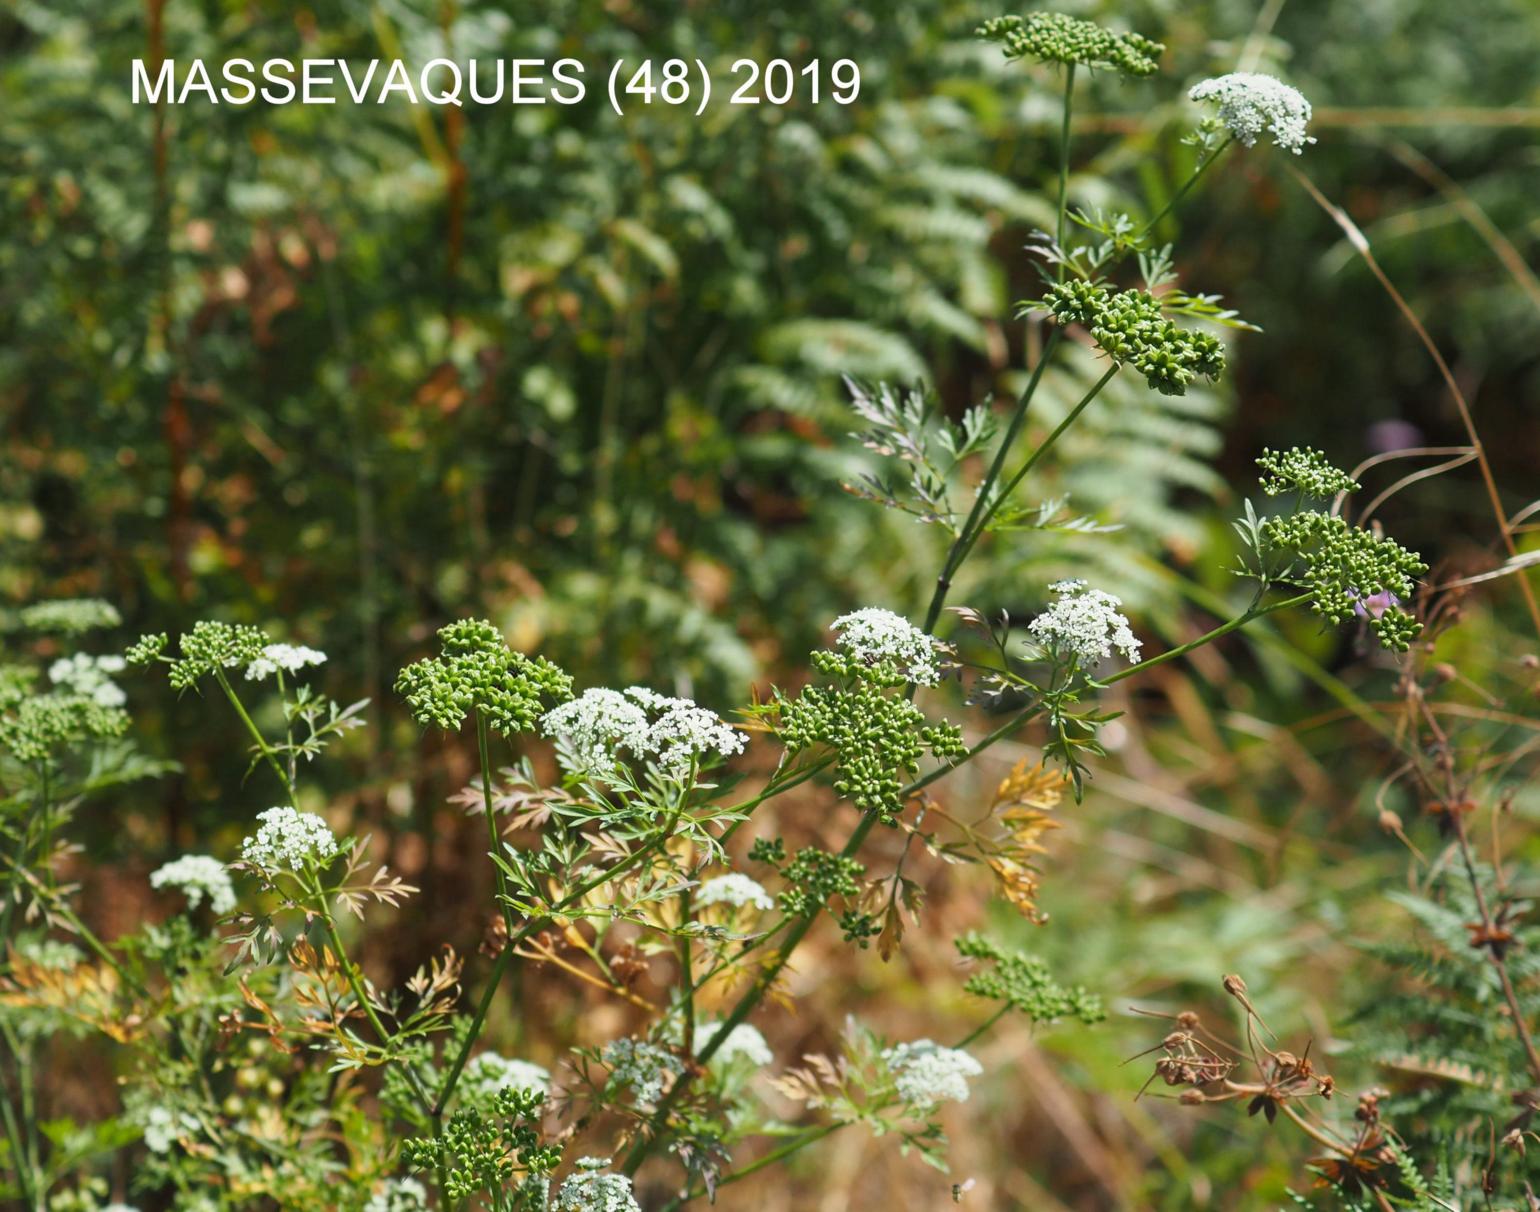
top-left (1353, 589), bottom-right (1399, 620)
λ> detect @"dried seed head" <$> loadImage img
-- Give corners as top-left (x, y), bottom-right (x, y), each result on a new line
top-left (1179, 1088), bottom-right (1206, 1105)
top-left (1378, 809), bottom-right (1404, 833)
top-left (1222, 973), bottom-right (1248, 998)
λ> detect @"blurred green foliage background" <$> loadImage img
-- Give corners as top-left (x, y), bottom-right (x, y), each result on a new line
top-left (3, 0), bottom-right (1539, 1207)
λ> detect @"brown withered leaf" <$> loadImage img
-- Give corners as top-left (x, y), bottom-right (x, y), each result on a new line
top-left (0, 952), bottom-right (143, 1042)
top-left (984, 759), bottom-right (1067, 924)
top-left (769, 1052), bottom-right (846, 1108)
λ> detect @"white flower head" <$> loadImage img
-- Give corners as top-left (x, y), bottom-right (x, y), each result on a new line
top-left (830, 608), bottom-right (942, 685)
top-left (245, 643), bottom-right (327, 681)
top-left (624, 688), bottom-right (747, 777)
top-left (150, 854), bottom-right (236, 915)
top-left (364, 1178), bottom-right (430, 1212)
top-left (694, 1020), bottom-right (773, 1068)
top-left (240, 806), bottom-right (339, 872)
top-left (881, 1039), bottom-right (983, 1109)
top-left (543, 686), bottom-right (745, 782)
top-left (459, 1052), bottom-right (550, 1108)
top-left (601, 1037), bottom-right (685, 1108)
top-left (48, 652), bottom-right (128, 707)
top-left (137, 1104), bottom-right (200, 1154)
top-left (553, 1158), bottom-right (641, 1212)
top-left (1189, 72), bottom-right (1314, 154)
top-left (1028, 579), bottom-right (1142, 666)
top-left (540, 688), bottom-right (649, 776)
top-left (695, 873), bottom-right (774, 913)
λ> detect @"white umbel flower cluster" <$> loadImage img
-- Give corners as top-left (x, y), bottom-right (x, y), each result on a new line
top-left (830, 608), bottom-right (942, 685)
top-left (240, 806), bottom-right (339, 872)
top-left (539, 688), bottom-right (647, 774)
top-left (541, 687), bottom-right (745, 781)
top-left (601, 1037), bottom-right (685, 1108)
top-left (48, 653), bottom-right (128, 707)
top-left (150, 854), bottom-right (236, 915)
top-left (458, 1052), bottom-right (550, 1106)
top-left (881, 1039), bottom-right (984, 1109)
top-left (695, 872), bottom-right (775, 912)
top-left (1028, 580), bottom-right (1142, 666)
top-left (363, 1178), bottom-right (430, 1212)
top-left (1189, 72), bottom-right (1314, 154)
top-left (694, 1020), bottom-right (773, 1067)
top-left (138, 1105), bottom-right (199, 1153)
top-left (553, 1158), bottom-right (641, 1212)
top-left (245, 643), bottom-right (328, 681)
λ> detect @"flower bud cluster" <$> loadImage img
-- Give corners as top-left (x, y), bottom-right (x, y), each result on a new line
top-left (1045, 282), bottom-right (1226, 396)
top-left (126, 620), bottom-right (271, 691)
top-left (395, 618), bottom-right (572, 736)
top-left (978, 13), bottom-right (1163, 77)
top-left (0, 691), bottom-right (129, 762)
top-left (774, 846), bottom-right (865, 918)
top-left (1260, 511), bottom-right (1425, 649)
top-left (18, 598), bottom-right (121, 635)
top-left (1256, 446), bottom-right (1360, 498)
top-left (778, 616), bottom-right (965, 821)
top-left (956, 933), bottom-right (1104, 1025)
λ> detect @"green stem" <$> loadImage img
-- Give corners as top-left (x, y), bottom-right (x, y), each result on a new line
top-left (921, 328), bottom-right (1064, 636)
top-left (1134, 136), bottom-right (1233, 244)
top-left (431, 816), bottom-right (682, 1118)
top-left (945, 364), bottom-right (1119, 576)
top-left (476, 711), bottom-right (518, 933)
top-left (1056, 64), bottom-right (1076, 280)
top-left (621, 811), bottom-right (879, 1177)
top-left (679, 889), bottom-right (696, 1056)
top-left (0, 1021), bottom-right (38, 1211)
top-left (213, 670), bottom-right (296, 804)
top-left (952, 1005), bottom-right (1009, 1050)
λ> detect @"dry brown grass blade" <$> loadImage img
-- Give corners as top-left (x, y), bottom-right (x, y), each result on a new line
top-left (1285, 162), bottom-right (1540, 638)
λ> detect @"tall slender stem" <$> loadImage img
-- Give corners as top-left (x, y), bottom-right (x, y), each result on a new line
top-left (431, 816), bottom-right (682, 1118)
top-left (921, 328), bottom-right (1063, 635)
top-left (475, 712), bottom-right (517, 934)
top-left (213, 670), bottom-right (296, 804)
top-left (1135, 137), bottom-right (1232, 243)
top-left (1055, 64), bottom-right (1076, 280)
top-left (945, 364), bottom-right (1118, 576)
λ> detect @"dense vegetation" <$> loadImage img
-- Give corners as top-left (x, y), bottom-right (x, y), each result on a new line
top-left (3, 1), bottom-right (1539, 1209)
